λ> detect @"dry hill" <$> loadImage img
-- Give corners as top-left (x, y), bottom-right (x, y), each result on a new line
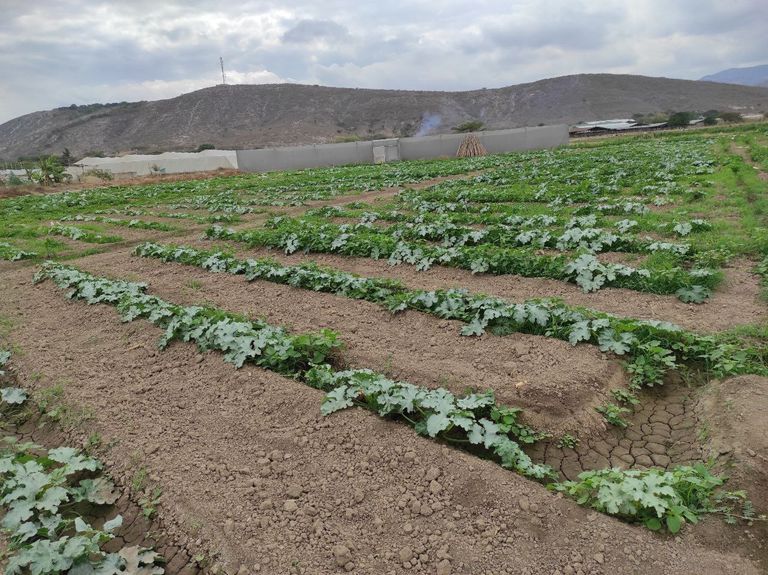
top-left (2, 73), bottom-right (767, 160)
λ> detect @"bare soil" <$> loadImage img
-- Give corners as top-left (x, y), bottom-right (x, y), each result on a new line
top-left (529, 382), bottom-right (702, 480)
top-left (694, 375), bottom-right (768, 568)
top-left (698, 375), bottom-right (768, 513)
top-left (0, 267), bottom-right (761, 575)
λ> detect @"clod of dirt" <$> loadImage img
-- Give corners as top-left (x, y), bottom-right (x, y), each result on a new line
top-left (333, 545), bottom-right (353, 567)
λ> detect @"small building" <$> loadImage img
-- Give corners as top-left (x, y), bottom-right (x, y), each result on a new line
top-left (569, 119), bottom-right (668, 136)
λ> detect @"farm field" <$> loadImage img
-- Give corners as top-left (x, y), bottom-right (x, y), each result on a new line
top-left (1, 123), bottom-right (768, 574)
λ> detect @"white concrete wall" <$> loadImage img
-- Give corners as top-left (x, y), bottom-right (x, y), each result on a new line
top-left (397, 125), bottom-right (569, 160)
top-left (236, 125), bottom-right (569, 172)
top-left (236, 141), bottom-right (375, 173)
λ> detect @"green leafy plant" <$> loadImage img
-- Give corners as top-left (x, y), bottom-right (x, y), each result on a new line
top-left (61, 214), bottom-right (175, 232)
top-left (306, 365), bottom-right (552, 479)
top-left (676, 285), bottom-right (712, 303)
top-left (131, 468), bottom-right (148, 492)
top-left (26, 156), bottom-right (71, 186)
top-left (0, 349), bottom-right (10, 376)
top-left (139, 487), bottom-right (162, 519)
top-left (611, 388), bottom-right (639, 406)
top-left (36, 262), bottom-right (555, 481)
top-left (556, 434), bottom-right (579, 449)
top-left (625, 341), bottom-right (677, 388)
top-left (596, 402), bottom-right (631, 427)
top-left (205, 216), bottom-right (713, 299)
top-left (0, 242), bottom-right (37, 262)
top-left (0, 438), bottom-right (164, 575)
top-left (133, 242), bottom-right (767, 380)
top-left (34, 262), bottom-right (341, 375)
top-left (551, 465), bottom-right (727, 533)
top-left (48, 224), bottom-right (122, 244)
top-left (1, 387), bottom-right (28, 405)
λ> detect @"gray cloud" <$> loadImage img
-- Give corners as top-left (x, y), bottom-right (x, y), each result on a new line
top-left (282, 19), bottom-right (349, 43)
top-left (0, 0), bottom-right (766, 123)
top-left (478, 3), bottom-right (622, 51)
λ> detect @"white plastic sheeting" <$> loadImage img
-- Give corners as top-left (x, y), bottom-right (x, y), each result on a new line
top-left (66, 149), bottom-right (237, 178)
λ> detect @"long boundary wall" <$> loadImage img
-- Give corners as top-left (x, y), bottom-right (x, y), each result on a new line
top-left (236, 125), bottom-right (568, 172)
top-left (236, 140), bottom-right (374, 173)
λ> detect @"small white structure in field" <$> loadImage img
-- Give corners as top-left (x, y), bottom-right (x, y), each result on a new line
top-left (67, 149), bottom-right (238, 179)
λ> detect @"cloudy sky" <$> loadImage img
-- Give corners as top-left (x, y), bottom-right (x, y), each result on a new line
top-left (1, 0), bottom-right (766, 123)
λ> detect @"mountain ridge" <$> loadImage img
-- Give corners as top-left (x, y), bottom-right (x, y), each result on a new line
top-left (2, 73), bottom-right (768, 161)
top-left (700, 64), bottom-right (768, 87)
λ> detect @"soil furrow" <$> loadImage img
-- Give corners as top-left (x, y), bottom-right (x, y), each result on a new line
top-left (70, 249), bottom-right (627, 436)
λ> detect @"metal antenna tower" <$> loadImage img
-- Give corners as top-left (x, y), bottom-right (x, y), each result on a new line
top-left (219, 57), bottom-right (227, 85)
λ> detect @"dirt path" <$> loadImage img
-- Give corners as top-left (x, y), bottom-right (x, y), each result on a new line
top-left (0, 267), bottom-right (760, 575)
top-left (70, 249), bottom-right (626, 436)
top-left (731, 143), bottom-right (768, 181)
top-left (192, 243), bottom-right (765, 333)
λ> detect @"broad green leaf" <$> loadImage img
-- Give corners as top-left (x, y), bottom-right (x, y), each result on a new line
top-left (36, 486), bottom-right (69, 513)
top-left (460, 319), bottom-right (485, 337)
top-left (103, 514), bottom-right (123, 533)
top-left (425, 413), bottom-right (452, 437)
top-left (48, 448), bottom-right (101, 473)
top-left (645, 517), bottom-right (662, 531)
top-left (568, 321), bottom-right (592, 345)
top-left (77, 477), bottom-right (119, 505)
top-left (321, 387), bottom-right (355, 415)
top-left (666, 514), bottom-right (682, 533)
top-left (1, 387), bottom-right (28, 405)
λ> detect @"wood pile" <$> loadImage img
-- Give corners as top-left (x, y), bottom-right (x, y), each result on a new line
top-left (456, 134), bottom-right (487, 157)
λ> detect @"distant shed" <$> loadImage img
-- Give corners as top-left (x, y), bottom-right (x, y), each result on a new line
top-left (569, 119), bottom-right (669, 137)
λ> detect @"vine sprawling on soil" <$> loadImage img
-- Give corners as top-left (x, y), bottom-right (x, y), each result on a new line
top-left (134, 242), bottom-right (767, 384)
top-left (33, 262), bottom-right (551, 480)
top-left (205, 220), bottom-right (718, 300)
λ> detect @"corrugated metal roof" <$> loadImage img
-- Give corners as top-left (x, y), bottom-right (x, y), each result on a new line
top-left (573, 121), bottom-right (638, 130)
top-left (577, 119), bottom-right (636, 126)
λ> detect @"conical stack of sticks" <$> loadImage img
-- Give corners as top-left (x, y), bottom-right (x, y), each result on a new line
top-left (456, 133), bottom-right (487, 157)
